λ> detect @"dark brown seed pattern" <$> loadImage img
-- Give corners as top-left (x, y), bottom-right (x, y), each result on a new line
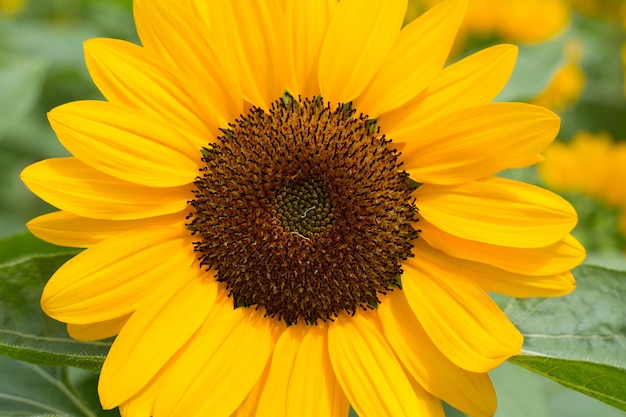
top-left (188, 96), bottom-right (419, 325)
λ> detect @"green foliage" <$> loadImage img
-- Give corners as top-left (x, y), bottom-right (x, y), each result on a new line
top-left (0, 357), bottom-right (118, 417)
top-left (495, 32), bottom-right (570, 103)
top-left (506, 265), bottom-right (626, 411)
top-left (0, 251), bottom-right (109, 372)
top-left (0, 232), bottom-right (77, 264)
top-left (0, 54), bottom-right (47, 138)
top-left (0, 234), bottom-right (114, 416)
top-left (0, 0), bottom-right (135, 236)
top-left (510, 356), bottom-right (626, 411)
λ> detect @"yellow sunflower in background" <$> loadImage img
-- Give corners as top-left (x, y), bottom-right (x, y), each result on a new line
top-left (408, 0), bottom-right (570, 45)
top-left (0, 0), bottom-right (24, 15)
top-left (21, 0), bottom-right (585, 416)
top-left (530, 41), bottom-right (585, 112)
top-left (540, 131), bottom-right (626, 222)
top-left (539, 131), bottom-right (616, 201)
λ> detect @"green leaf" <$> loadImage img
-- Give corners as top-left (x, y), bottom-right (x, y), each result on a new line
top-left (0, 54), bottom-right (48, 138)
top-left (0, 357), bottom-right (119, 417)
top-left (495, 32), bottom-right (569, 102)
top-left (0, 231), bottom-right (75, 265)
top-left (509, 356), bottom-right (626, 412)
top-left (0, 253), bottom-right (109, 372)
top-left (506, 264), bottom-right (626, 411)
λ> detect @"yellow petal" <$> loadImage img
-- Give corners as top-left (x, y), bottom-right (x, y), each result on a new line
top-left (26, 211), bottom-right (184, 248)
top-left (416, 177), bottom-right (578, 248)
top-left (99, 272), bottom-right (217, 408)
top-left (48, 101), bottom-right (200, 187)
top-left (318, 0), bottom-right (407, 104)
top-left (257, 324), bottom-right (349, 417)
top-left (398, 103), bottom-right (559, 185)
top-left (356, 0), bottom-right (466, 117)
top-left (421, 218), bottom-right (585, 276)
top-left (133, 0), bottom-right (242, 133)
top-left (284, 0), bottom-right (336, 97)
top-left (379, 291), bottom-right (497, 417)
top-left (207, 0), bottom-right (292, 110)
top-left (118, 359), bottom-right (167, 417)
top-left (84, 38), bottom-right (210, 147)
top-left (414, 238), bottom-right (576, 297)
top-left (153, 297), bottom-right (276, 417)
top-left (41, 227), bottom-right (195, 324)
top-left (232, 361), bottom-right (271, 417)
top-left (379, 44), bottom-right (518, 139)
top-left (327, 310), bottom-right (423, 417)
top-left (255, 327), bottom-right (301, 417)
top-left (67, 314), bottom-right (130, 341)
top-left (20, 158), bottom-right (190, 220)
top-left (403, 257), bottom-right (523, 373)
top-left (404, 374), bottom-right (446, 417)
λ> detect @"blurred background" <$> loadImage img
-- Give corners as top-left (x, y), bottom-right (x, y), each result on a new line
top-left (1, 0), bottom-right (625, 416)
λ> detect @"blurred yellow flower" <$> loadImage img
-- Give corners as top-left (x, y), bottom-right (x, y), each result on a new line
top-left (411, 0), bottom-right (570, 43)
top-left (570, 0), bottom-right (623, 19)
top-left (531, 41), bottom-right (585, 112)
top-left (0, 0), bottom-right (24, 15)
top-left (541, 129), bottom-right (626, 214)
top-left (540, 132), bottom-right (614, 200)
top-left (540, 131), bottom-right (626, 239)
top-left (493, 0), bottom-right (570, 43)
top-left (622, 4), bottom-right (626, 96)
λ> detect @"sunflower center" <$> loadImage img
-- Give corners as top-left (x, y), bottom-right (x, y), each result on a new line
top-left (276, 178), bottom-right (333, 238)
top-left (188, 95), bottom-right (419, 325)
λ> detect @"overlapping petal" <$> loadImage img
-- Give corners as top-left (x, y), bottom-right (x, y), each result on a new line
top-left (403, 256), bottom-right (523, 373)
top-left (327, 311), bottom-right (425, 417)
top-left (67, 315), bottom-right (130, 342)
top-left (318, 0), bottom-right (407, 104)
top-left (84, 38), bottom-right (210, 146)
top-left (379, 44), bottom-right (518, 139)
top-left (356, 0), bottom-right (466, 117)
top-left (27, 211), bottom-right (183, 248)
top-left (379, 291), bottom-right (496, 417)
top-left (152, 297), bottom-right (277, 417)
top-left (416, 177), bottom-right (578, 248)
top-left (48, 101), bottom-right (200, 187)
top-left (283, 0), bottom-right (336, 97)
top-left (205, 0), bottom-right (292, 110)
top-left (257, 324), bottom-right (349, 417)
top-left (20, 158), bottom-right (190, 220)
top-left (414, 239), bottom-right (576, 297)
top-left (41, 227), bottom-right (195, 324)
top-left (99, 272), bottom-right (217, 408)
top-left (420, 218), bottom-right (585, 276)
top-left (397, 103), bottom-right (558, 185)
top-left (118, 364), bottom-right (166, 417)
top-left (133, 0), bottom-right (242, 133)
top-left (231, 362), bottom-right (271, 417)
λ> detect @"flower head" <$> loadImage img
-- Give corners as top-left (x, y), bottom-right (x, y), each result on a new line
top-left (21, 0), bottom-right (584, 416)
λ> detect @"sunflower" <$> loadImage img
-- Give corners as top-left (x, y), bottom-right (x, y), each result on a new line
top-left (0, 0), bottom-right (23, 15)
top-left (539, 131), bottom-right (624, 206)
top-left (20, 0), bottom-right (585, 416)
top-left (540, 131), bottom-right (626, 241)
top-left (530, 41), bottom-right (585, 112)
top-left (410, 0), bottom-right (570, 44)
